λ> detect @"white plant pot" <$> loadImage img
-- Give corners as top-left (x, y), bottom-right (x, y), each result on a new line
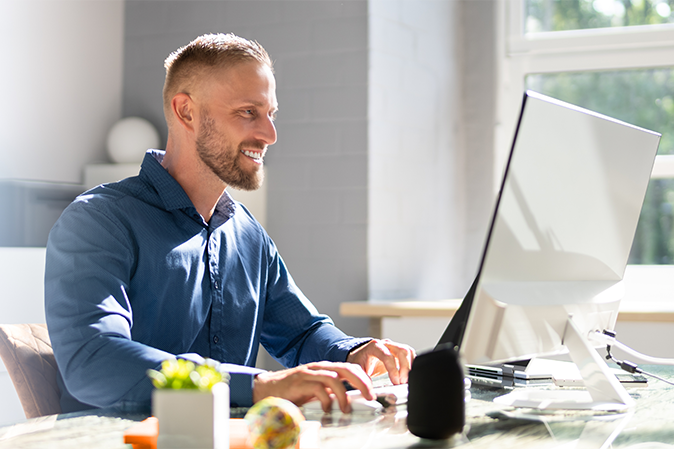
top-left (152, 383), bottom-right (230, 449)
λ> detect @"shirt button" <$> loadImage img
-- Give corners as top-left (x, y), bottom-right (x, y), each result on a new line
top-left (213, 280), bottom-right (219, 290)
top-left (213, 335), bottom-right (219, 344)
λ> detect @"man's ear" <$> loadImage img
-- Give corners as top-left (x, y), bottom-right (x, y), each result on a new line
top-left (171, 93), bottom-right (195, 133)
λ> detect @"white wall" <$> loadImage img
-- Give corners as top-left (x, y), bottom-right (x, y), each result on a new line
top-left (368, 0), bottom-right (467, 300)
top-left (461, 0), bottom-right (499, 282)
top-left (0, 0), bottom-right (125, 184)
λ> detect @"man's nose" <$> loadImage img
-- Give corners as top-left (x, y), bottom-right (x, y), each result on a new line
top-left (257, 116), bottom-right (277, 145)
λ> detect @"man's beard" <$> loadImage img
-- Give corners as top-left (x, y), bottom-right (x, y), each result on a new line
top-left (196, 115), bottom-right (265, 191)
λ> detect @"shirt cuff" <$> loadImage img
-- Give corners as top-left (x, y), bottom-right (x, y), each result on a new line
top-left (179, 354), bottom-right (266, 407)
top-left (330, 337), bottom-right (374, 362)
top-left (229, 373), bottom-right (255, 407)
top-left (219, 364), bottom-right (266, 407)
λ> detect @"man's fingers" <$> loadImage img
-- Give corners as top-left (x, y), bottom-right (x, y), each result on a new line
top-left (301, 367), bottom-right (353, 412)
top-left (254, 362), bottom-right (375, 414)
top-left (382, 340), bottom-right (416, 383)
top-left (347, 339), bottom-right (417, 385)
top-left (307, 362), bottom-right (374, 403)
top-left (305, 379), bottom-right (335, 413)
top-left (370, 340), bottom-right (402, 384)
top-left (350, 339), bottom-right (401, 383)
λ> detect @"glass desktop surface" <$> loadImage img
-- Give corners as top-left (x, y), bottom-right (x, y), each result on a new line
top-left (1, 367), bottom-right (673, 448)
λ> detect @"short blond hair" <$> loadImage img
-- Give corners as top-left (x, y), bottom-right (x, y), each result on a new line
top-left (162, 33), bottom-right (273, 118)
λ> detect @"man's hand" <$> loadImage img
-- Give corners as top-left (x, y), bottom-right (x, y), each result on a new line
top-left (346, 339), bottom-right (416, 385)
top-left (253, 361), bottom-right (375, 413)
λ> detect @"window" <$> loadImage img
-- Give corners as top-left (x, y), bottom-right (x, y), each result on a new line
top-left (526, 0), bottom-right (674, 33)
top-left (500, 0), bottom-right (674, 263)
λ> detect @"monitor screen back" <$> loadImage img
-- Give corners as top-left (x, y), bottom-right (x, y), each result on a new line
top-left (447, 92), bottom-right (661, 365)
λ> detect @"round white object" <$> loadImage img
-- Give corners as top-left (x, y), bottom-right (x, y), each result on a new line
top-left (106, 117), bottom-right (160, 163)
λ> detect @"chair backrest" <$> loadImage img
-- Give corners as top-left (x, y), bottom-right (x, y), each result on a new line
top-left (0, 324), bottom-right (61, 418)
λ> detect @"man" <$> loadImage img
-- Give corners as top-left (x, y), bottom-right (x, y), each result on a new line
top-left (46, 33), bottom-right (415, 414)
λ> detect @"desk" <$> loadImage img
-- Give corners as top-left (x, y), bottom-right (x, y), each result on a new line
top-left (340, 300), bottom-right (674, 354)
top-left (1, 367), bottom-right (673, 449)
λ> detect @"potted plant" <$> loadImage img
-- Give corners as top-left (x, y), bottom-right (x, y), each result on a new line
top-left (148, 358), bottom-right (230, 449)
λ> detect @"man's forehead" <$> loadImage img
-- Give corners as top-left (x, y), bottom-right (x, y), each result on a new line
top-left (210, 62), bottom-right (274, 91)
top-left (214, 60), bottom-right (273, 81)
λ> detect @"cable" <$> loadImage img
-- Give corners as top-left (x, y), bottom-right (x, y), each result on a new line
top-left (624, 444), bottom-right (674, 449)
top-left (605, 350), bottom-right (674, 386)
top-left (590, 330), bottom-right (674, 366)
top-left (596, 330), bottom-right (674, 387)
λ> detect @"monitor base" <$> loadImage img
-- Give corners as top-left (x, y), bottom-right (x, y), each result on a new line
top-left (492, 315), bottom-right (635, 413)
top-left (494, 389), bottom-right (629, 412)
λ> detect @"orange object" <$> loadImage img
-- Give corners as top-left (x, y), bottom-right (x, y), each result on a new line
top-left (123, 416), bottom-right (158, 449)
top-left (123, 417), bottom-right (320, 449)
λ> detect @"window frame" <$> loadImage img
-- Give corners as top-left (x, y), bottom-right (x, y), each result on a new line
top-left (497, 0), bottom-right (674, 182)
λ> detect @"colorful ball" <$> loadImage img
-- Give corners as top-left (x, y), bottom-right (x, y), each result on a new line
top-left (244, 397), bottom-right (305, 449)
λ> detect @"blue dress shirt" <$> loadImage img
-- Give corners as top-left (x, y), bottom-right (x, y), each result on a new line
top-left (45, 150), bottom-right (369, 413)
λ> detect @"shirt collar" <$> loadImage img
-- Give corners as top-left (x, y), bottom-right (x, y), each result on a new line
top-left (140, 149), bottom-right (237, 228)
top-left (211, 190), bottom-right (237, 229)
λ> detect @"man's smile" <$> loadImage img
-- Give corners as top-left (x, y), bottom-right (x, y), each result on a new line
top-left (240, 149), bottom-right (265, 164)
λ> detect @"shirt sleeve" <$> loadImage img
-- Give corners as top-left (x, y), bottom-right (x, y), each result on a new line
top-left (45, 199), bottom-right (264, 411)
top-left (258, 234), bottom-right (372, 368)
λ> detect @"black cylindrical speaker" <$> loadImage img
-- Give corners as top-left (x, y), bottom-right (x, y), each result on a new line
top-left (406, 344), bottom-right (465, 439)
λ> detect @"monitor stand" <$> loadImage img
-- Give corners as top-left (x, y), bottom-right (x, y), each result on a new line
top-left (492, 316), bottom-right (635, 412)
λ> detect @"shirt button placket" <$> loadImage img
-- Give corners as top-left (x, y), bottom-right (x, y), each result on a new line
top-left (209, 239), bottom-right (219, 291)
top-left (208, 235), bottom-right (221, 353)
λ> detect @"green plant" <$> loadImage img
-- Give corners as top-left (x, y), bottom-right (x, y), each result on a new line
top-left (147, 358), bottom-right (228, 391)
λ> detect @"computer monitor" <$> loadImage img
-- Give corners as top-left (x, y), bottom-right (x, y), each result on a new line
top-left (438, 91), bottom-right (661, 411)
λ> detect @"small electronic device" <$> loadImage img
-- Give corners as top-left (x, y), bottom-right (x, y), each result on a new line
top-left (467, 357), bottom-right (649, 388)
top-left (437, 91), bottom-right (661, 412)
top-left (407, 345), bottom-right (466, 439)
top-left (466, 358), bottom-right (556, 388)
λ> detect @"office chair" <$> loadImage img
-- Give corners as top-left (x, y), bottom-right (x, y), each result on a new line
top-left (0, 323), bottom-right (62, 418)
